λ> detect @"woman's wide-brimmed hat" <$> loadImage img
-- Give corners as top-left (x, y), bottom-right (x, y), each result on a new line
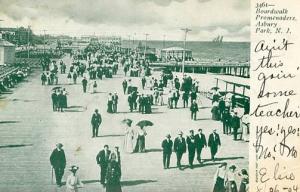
top-left (69, 165), bottom-right (79, 172)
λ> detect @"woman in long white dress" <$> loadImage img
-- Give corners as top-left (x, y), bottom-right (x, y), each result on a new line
top-left (66, 166), bottom-right (83, 192)
top-left (241, 114), bottom-right (249, 142)
top-left (124, 123), bottom-right (134, 153)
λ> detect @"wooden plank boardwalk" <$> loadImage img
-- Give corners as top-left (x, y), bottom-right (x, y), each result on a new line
top-left (0, 55), bottom-right (249, 192)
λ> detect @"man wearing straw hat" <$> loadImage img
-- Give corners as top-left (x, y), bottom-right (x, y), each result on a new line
top-left (174, 131), bottom-right (186, 170)
top-left (161, 134), bottom-right (173, 169)
top-left (50, 143), bottom-right (66, 187)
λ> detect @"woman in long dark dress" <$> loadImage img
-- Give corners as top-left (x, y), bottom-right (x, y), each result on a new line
top-left (105, 154), bottom-right (122, 192)
top-left (213, 163), bottom-right (227, 192)
top-left (239, 169), bottom-right (249, 192)
top-left (107, 93), bottom-right (113, 113)
top-left (134, 126), bottom-right (147, 153)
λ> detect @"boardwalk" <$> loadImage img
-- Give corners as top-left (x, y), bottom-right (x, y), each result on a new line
top-left (0, 55), bottom-right (248, 192)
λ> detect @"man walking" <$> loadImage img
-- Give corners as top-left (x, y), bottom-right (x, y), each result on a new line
top-left (190, 100), bottom-right (199, 120)
top-left (182, 91), bottom-right (189, 108)
top-left (161, 134), bottom-right (173, 169)
top-left (208, 129), bottom-right (221, 161)
top-left (50, 143), bottom-right (66, 187)
top-left (122, 79), bottom-right (127, 94)
top-left (222, 108), bottom-right (231, 134)
top-left (141, 76), bottom-right (146, 89)
top-left (51, 90), bottom-right (58, 112)
top-left (112, 92), bottom-right (119, 113)
top-left (82, 77), bottom-right (88, 93)
top-left (174, 131), bottom-right (186, 170)
top-left (96, 145), bottom-right (111, 186)
top-left (231, 112), bottom-right (240, 140)
top-left (195, 128), bottom-right (207, 164)
top-left (91, 109), bottom-right (102, 137)
top-left (186, 130), bottom-right (196, 168)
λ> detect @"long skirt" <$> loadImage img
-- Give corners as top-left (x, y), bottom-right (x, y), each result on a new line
top-left (134, 135), bottom-right (145, 152)
top-left (106, 184), bottom-right (122, 192)
top-left (107, 101), bottom-right (113, 113)
top-left (213, 177), bottom-right (225, 192)
top-left (226, 181), bottom-right (238, 192)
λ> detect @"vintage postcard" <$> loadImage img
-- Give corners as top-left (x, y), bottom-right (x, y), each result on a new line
top-left (0, 0), bottom-right (298, 192)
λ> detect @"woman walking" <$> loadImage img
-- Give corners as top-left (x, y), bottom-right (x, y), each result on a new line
top-left (124, 121), bottom-right (134, 153)
top-left (212, 162), bottom-right (227, 192)
top-left (134, 126), bottom-right (147, 153)
top-left (66, 166), bottom-right (83, 192)
top-left (105, 154), bottom-right (122, 192)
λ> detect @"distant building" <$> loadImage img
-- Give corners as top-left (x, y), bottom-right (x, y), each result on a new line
top-left (80, 35), bottom-right (121, 45)
top-left (0, 39), bottom-right (16, 66)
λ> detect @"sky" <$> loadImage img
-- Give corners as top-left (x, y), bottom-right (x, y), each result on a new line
top-left (0, 0), bottom-right (250, 42)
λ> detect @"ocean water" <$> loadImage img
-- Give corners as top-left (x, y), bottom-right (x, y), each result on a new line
top-left (122, 40), bottom-right (250, 63)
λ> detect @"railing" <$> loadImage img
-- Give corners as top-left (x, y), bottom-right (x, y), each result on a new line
top-left (0, 66), bottom-right (19, 80)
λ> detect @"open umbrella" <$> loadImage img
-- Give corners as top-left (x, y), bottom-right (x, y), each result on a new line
top-left (122, 119), bottom-right (133, 126)
top-left (136, 120), bottom-right (153, 128)
top-left (52, 86), bottom-right (62, 91)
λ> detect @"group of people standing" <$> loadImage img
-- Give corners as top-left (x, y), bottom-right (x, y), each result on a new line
top-left (50, 143), bottom-right (122, 192)
top-left (161, 129), bottom-right (221, 170)
top-left (96, 145), bottom-right (122, 192)
top-left (213, 163), bottom-right (248, 192)
top-left (123, 121), bottom-right (148, 153)
top-left (107, 93), bottom-right (119, 113)
top-left (51, 88), bottom-right (68, 112)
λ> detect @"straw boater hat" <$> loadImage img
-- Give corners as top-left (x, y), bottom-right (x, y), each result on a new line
top-left (178, 131), bottom-right (183, 135)
top-left (69, 165), bottom-right (79, 172)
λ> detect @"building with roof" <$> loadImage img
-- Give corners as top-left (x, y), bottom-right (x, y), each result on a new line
top-left (160, 47), bottom-right (192, 62)
top-left (0, 38), bottom-right (16, 66)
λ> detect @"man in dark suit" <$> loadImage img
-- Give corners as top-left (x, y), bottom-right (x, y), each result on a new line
top-left (186, 130), bottom-right (196, 168)
top-left (190, 100), bottom-right (199, 120)
top-left (82, 77), bottom-right (88, 93)
top-left (222, 108), bottom-right (231, 134)
top-left (51, 90), bottom-right (58, 111)
top-left (122, 79), bottom-right (127, 94)
top-left (50, 143), bottom-right (66, 187)
top-left (218, 98), bottom-right (226, 119)
top-left (91, 109), bottom-right (102, 137)
top-left (208, 129), bottom-right (221, 161)
top-left (231, 112), bottom-right (240, 140)
top-left (195, 128), bottom-right (207, 164)
top-left (128, 93), bottom-right (134, 112)
top-left (174, 131), bottom-right (186, 170)
top-left (112, 93), bottom-right (119, 113)
top-left (96, 145), bottom-right (111, 185)
top-left (161, 134), bottom-right (173, 169)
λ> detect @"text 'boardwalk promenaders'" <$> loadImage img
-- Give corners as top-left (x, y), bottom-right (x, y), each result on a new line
top-left (251, 1), bottom-right (300, 192)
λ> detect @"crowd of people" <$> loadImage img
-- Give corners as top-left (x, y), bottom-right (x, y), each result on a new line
top-left (0, 67), bottom-right (31, 94)
top-left (51, 88), bottom-right (68, 112)
top-left (43, 42), bottom-right (249, 192)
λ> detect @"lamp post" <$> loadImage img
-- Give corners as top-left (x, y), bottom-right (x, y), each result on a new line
top-left (43, 30), bottom-right (47, 56)
top-left (180, 28), bottom-right (191, 76)
top-left (144, 33), bottom-right (149, 60)
top-left (27, 25), bottom-right (31, 59)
